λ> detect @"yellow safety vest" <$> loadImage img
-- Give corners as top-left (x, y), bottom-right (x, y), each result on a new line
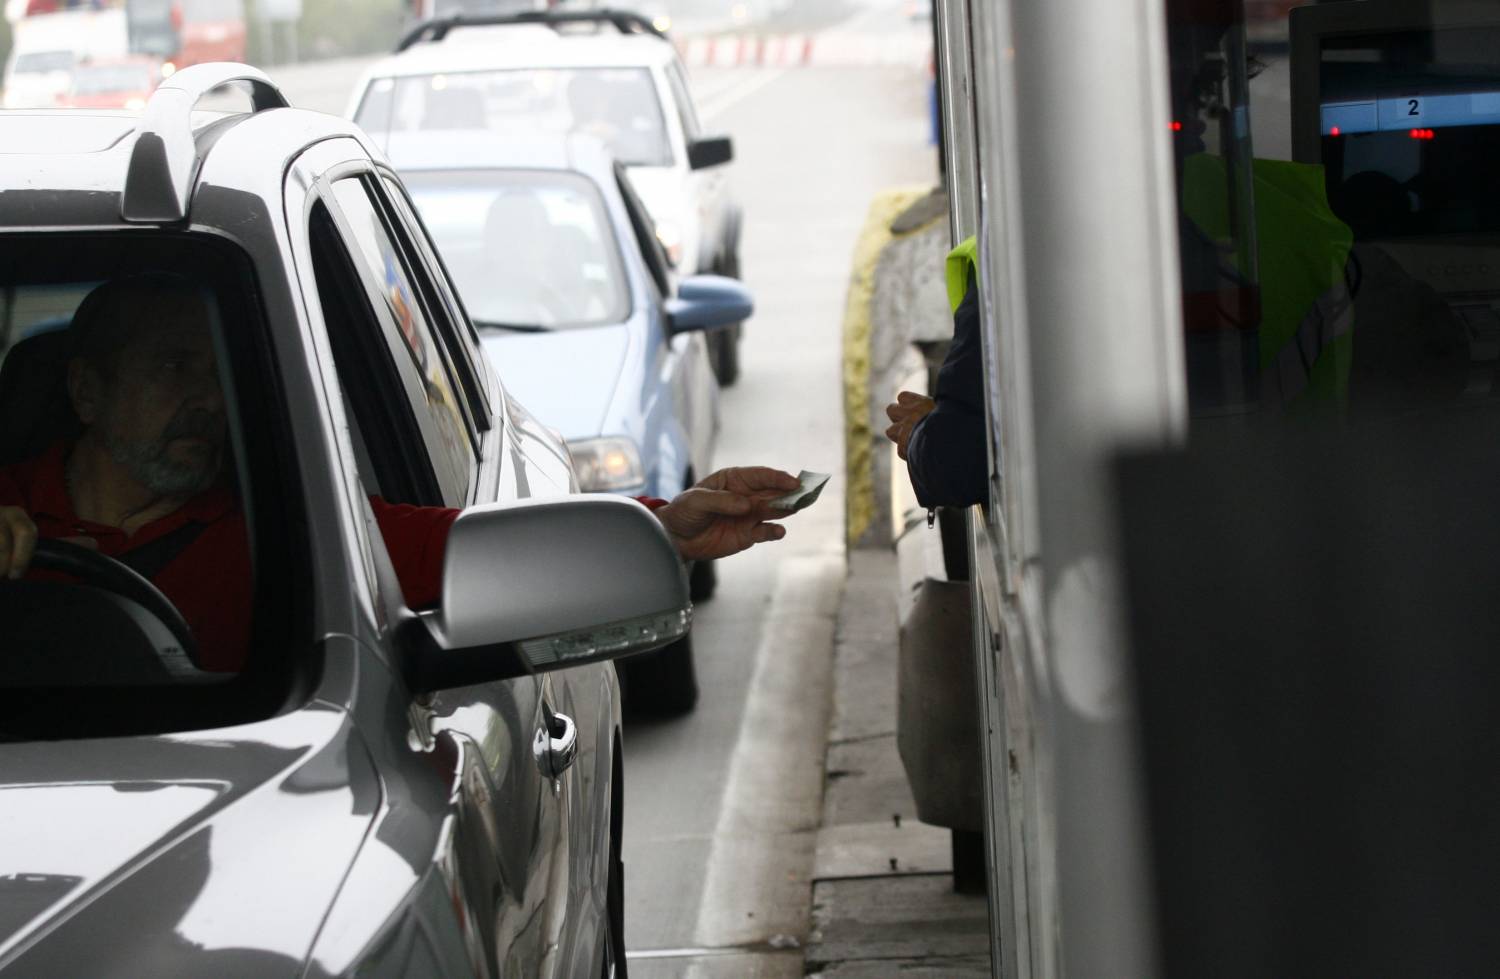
top-left (945, 236), bottom-right (979, 315)
top-left (1183, 155), bottom-right (1355, 408)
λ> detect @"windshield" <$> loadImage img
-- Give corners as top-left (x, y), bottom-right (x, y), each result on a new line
top-left (0, 234), bottom-right (302, 739)
top-left (403, 169), bottom-right (630, 330)
top-left (14, 51), bottom-right (74, 74)
top-left (357, 67), bottom-right (675, 167)
top-left (70, 63), bottom-right (152, 95)
top-left (179, 0), bottom-right (243, 21)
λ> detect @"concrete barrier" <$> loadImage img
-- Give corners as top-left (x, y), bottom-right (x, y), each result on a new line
top-left (841, 188), bottom-right (951, 550)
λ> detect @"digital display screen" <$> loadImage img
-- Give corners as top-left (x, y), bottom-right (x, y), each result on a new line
top-left (1318, 27), bottom-right (1500, 239)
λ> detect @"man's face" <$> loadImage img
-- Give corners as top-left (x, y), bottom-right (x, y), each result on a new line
top-left (84, 313), bottom-right (227, 497)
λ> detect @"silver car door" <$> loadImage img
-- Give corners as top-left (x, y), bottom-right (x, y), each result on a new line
top-left (377, 172), bottom-right (609, 974)
top-left (317, 170), bottom-right (577, 977)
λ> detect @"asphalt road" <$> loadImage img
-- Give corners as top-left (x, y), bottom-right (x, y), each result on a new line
top-left (624, 64), bottom-right (932, 979)
top-left (267, 4), bottom-right (935, 976)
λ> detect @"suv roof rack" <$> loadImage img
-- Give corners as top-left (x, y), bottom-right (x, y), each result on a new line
top-left (394, 7), bottom-right (666, 54)
top-left (122, 62), bottom-right (289, 224)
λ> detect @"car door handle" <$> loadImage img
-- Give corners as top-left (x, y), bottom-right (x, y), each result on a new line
top-left (533, 711), bottom-right (578, 781)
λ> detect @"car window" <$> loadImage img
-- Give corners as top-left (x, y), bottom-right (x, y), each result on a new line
top-left (70, 63), bottom-right (154, 96)
top-left (614, 162), bottom-right (672, 296)
top-left (379, 175), bottom-right (492, 428)
top-left (665, 61), bottom-right (702, 141)
top-left (0, 233), bottom-right (307, 737)
top-left (356, 67), bottom-right (674, 167)
top-left (13, 51), bottom-right (73, 74)
top-left (404, 168), bottom-right (631, 331)
top-left (329, 176), bottom-right (476, 505)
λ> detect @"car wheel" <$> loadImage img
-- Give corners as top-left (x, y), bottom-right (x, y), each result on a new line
top-left (622, 633), bottom-right (699, 715)
top-left (689, 557), bottom-right (717, 602)
top-left (711, 251), bottom-right (743, 387)
top-left (710, 328), bottom-right (741, 387)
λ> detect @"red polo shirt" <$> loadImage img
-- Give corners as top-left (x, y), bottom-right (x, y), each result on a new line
top-left (0, 443), bottom-right (459, 673)
top-left (1, 445), bottom-right (671, 674)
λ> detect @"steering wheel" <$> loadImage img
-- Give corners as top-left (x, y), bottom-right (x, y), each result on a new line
top-left (24, 539), bottom-right (199, 663)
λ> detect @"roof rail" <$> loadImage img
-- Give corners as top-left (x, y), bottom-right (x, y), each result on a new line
top-left (394, 7), bottom-right (667, 53)
top-left (121, 62), bottom-right (290, 224)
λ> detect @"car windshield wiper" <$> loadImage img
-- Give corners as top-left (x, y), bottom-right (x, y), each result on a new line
top-left (473, 320), bottom-right (549, 334)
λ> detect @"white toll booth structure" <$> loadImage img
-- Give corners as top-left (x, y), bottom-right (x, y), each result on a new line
top-left (929, 0), bottom-right (1500, 976)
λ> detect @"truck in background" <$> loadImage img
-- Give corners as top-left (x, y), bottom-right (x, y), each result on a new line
top-left (1, 0), bottom-right (243, 108)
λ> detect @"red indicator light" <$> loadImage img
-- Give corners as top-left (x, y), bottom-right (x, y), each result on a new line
top-left (1330, 126), bottom-right (1341, 136)
top-left (1409, 128), bottom-right (1435, 140)
top-left (1170, 120), bottom-right (1183, 132)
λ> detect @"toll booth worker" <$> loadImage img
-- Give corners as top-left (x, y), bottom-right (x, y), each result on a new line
top-left (884, 236), bottom-right (988, 508)
top-left (1165, 0), bottom-right (1364, 413)
top-left (1181, 152), bottom-right (1357, 409)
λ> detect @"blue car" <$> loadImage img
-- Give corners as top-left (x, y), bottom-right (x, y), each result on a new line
top-left (386, 132), bottom-right (750, 712)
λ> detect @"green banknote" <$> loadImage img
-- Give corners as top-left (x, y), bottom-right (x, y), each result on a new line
top-left (769, 471), bottom-right (831, 513)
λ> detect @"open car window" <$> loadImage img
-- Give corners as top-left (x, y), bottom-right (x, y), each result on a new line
top-left (0, 235), bottom-right (306, 739)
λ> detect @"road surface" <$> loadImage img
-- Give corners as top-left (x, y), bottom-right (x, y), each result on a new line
top-left (267, 4), bottom-right (936, 975)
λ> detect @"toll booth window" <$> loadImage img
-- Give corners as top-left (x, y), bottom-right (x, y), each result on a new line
top-left (1168, 0), bottom-right (1493, 417)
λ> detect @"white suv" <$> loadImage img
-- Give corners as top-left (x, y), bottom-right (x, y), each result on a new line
top-left (348, 8), bottom-right (746, 383)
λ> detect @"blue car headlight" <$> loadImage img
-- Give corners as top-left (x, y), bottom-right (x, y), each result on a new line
top-left (567, 437), bottom-right (646, 492)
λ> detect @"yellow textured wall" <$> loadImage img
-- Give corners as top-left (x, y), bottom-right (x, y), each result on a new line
top-left (842, 187), bottom-right (930, 549)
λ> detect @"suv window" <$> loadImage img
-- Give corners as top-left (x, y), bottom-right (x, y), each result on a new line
top-left (329, 176), bottom-right (476, 504)
top-left (615, 163), bottom-right (672, 297)
top-left (379, 175), bottom-right (492, 427)
top-left (665, 61), bottom-right (703, 141)
top-left (0, 234), bottom-right (306, 738)
top-left (356, 67), bottom-right (674, 167)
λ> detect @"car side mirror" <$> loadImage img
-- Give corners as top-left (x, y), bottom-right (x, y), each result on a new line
top-left (400, 496), bottom-right (689, 693)
top-left (687, 135), bottom-right (733, 170)
top-left (665, 274), bottom-right (753, 334)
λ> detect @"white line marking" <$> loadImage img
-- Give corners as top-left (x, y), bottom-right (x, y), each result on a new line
top-left (686, 555), bottom-right (842, 960)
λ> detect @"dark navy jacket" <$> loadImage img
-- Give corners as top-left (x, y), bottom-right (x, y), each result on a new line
top-left (906, 281), bottom-right (989, 508)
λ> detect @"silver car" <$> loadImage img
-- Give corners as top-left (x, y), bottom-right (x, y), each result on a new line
top-left (0, 65), bottom-right (684, 977)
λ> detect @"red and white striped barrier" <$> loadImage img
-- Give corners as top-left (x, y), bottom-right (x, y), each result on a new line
top-left (677, 33), bottom-right (930, 69)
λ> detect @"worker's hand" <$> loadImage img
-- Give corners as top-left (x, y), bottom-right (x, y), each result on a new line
top-left (0, 506), bottom-right (38, 580)
top-left (884, 391), bottom-right (936, 461)
top-left (656, 467), bottom-right (800, 562)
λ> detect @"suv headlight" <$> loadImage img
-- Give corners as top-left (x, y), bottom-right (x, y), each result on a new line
top-left (568, 437), bottom-right (646, 492)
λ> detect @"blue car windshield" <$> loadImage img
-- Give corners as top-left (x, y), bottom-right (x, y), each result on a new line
top-left (404, 169), bottom-right (630, 331)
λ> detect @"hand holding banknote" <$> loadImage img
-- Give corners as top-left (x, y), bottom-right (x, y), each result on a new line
top-left (655, 466), bottom-right (805, 561)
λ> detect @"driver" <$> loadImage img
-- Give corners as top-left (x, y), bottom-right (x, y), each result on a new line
top-left (0, 275), bottom-right (800, 671)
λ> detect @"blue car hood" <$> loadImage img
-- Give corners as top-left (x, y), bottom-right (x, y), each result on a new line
top-left (481, 324), bottom-right (631, 440)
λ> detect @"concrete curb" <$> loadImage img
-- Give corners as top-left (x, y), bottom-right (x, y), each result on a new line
top-left (801, 550), bottom-right (992, 979)
top-left (841, 187), bottom-right (935, 550)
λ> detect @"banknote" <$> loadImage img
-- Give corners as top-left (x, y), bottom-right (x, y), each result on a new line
top-left (769, 470), bottom-right (831, 513)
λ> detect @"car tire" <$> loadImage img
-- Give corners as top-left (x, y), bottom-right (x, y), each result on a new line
top-left (689, 557), bottom-right (717, 602)
top-left (711, 251), bottom-right (743, 387)
top-left (710, 328), bottom-right (740, 387)
top-left (622, 634), bottom-right (699, 715)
